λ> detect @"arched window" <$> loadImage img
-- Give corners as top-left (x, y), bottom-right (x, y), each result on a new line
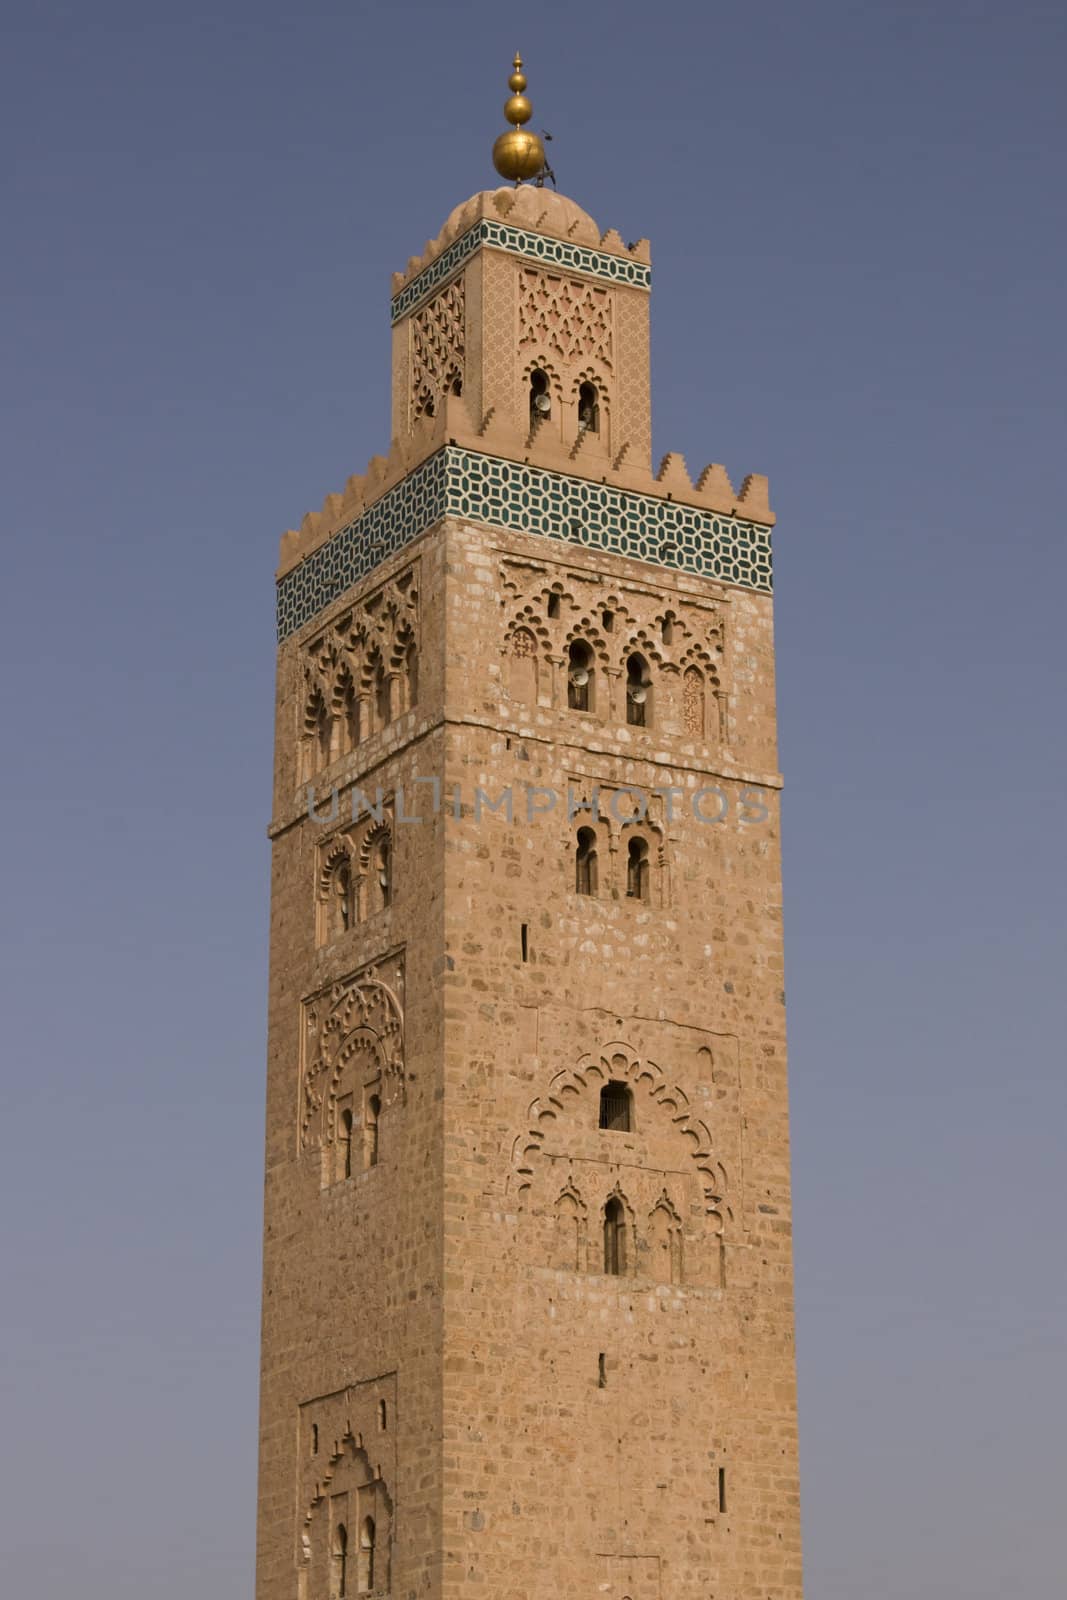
top-left (626, 652), bottom-right (651, 727)
top-left (603, 1195), bottom-right (627, 1276)
top-left (333, 1522), bottom-right (348, 1599)
top-left (303, 689), bottom-right (333, 780)
top-left (362, 831), bottom-right (392, 918)
top-left (315, 695), bottom-right (333, 768)
top-left (626, 836), bottom-right (650, 901)
top-left (357, 1516), bottom-right (376, 1593)
top-left (577, 380), bottom-right (600, 434)
top-left (683, 665), bottom-right (706, 736)
top-left (529, 367), bottom-right (551, 426)
top-left (599, 1080), bottom-right (632, 1132)
top-left (567, 639), bottom-right (594, 712)
top-left (575, 827), bottom-right (598, 896)
top-left (339, 1106), bottom-right (353, 1180)
top-left (334, 859), bottom-right (352, 935)
top-left (364, 1093), bottom-right (381, 1170)
top-left (375, 837), bottom-right (391, 910)
top-left (318, 850), bottom-right (356, 948)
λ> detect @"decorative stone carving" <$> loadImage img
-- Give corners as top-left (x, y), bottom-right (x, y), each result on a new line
top-left (299, 564), bottom-right (419, 778)
top-left (513, 1040), bottom-right (726, 1218)
top-left (298, 1377), bottom-right (396, 1600)
top-left (411, 279), bottom-right (465, 422)
top-left (518, 268), bottom-right (614, 372)
top-left (300, 954), bottom-right (405, 1157)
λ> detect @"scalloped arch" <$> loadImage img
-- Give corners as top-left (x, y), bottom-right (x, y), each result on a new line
top-left (301, 978), bottom-right (405, 1151)
top-left (513, 1041), bottom-right (728, 1214)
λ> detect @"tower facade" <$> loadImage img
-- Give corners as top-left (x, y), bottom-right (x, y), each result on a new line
top-left (257, 168), bottom-right (802, 1600)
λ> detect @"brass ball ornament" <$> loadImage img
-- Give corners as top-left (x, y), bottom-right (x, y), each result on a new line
top-left (492, 53), bottom-right (546, 182)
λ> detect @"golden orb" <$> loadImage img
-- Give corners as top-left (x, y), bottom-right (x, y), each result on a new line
top-left (504, 93), bottom-right (533, 125)
top-left (493, 126), bottom-right (546, 182)
top-left (491, 53), bottom-right (546, 183)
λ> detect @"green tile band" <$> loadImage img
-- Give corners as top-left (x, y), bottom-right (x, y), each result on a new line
top-left (391, 219), bottom-right (651, 324)
top-left (277, 447), bottom-right (772, 640)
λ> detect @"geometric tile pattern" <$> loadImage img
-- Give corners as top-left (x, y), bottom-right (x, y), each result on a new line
top-left (390, 219), bottom-right (651, 325)
top-left (277, 447), bottom-right (772, 640)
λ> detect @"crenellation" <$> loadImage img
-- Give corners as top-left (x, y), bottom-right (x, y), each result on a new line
top-left (390, 186), bottom-right (650, 303)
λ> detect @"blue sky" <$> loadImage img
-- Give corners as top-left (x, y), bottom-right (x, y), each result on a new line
top-left (2, 2), bottom-right (1065, 1595)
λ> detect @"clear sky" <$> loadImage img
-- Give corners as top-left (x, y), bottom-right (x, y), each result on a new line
top-left (2, 2), bottom-right (1065, 1596)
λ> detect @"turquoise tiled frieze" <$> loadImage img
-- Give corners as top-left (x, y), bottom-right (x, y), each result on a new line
top-left (277, 451), bottom-right (448, 639)
top-left (277, 448), bottom-right (772, 640)
top-left (390, 219), bottom-right (651, 324)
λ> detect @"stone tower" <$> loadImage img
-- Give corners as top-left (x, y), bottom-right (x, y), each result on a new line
top-left (256, 150), bottom-right (803, 1600)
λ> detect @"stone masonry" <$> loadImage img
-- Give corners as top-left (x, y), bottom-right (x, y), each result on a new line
top-left (255, 182), bottom-right (803, 1600)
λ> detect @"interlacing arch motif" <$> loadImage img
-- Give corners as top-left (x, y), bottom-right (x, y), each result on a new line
top-left (496, 560), bottom-right (731, 736)
top-left (411, 278), bottom-right (465, 421)
top-left (512, 1041), bottom-right (728, 1217)
top-left (300, 567), bottom-right (419, 779)
top-left (300, 1434), bottom-right (393, 1598)
top-left (301, 973), bottom-right (405, 1153)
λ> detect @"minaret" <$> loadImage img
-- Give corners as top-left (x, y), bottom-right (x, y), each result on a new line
top-left (257, 57), bottom-right (802, 1600)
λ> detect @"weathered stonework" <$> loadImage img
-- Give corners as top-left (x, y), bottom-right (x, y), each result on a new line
top-left (256, 185), bottom-right (802, 1600)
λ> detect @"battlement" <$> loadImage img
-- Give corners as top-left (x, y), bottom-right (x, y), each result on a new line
top-left (275, 395), bottom-right (774, 640)
top-left (391, 185), bottom-right (650, 302)
top-left (278, 392), bottom-right (772, 580)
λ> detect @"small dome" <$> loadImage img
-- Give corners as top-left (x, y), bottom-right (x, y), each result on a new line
top-left (439, 187), bottom-right (603, 250)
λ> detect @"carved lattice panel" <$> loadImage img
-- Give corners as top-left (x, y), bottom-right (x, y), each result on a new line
top-left (411, 279), bottom-right (465, 420)
top-left (518, 268), bottom-right (613, 371)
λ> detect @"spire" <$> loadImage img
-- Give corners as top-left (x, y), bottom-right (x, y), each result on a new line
top-left (492, 53), bottom-right (546, 183)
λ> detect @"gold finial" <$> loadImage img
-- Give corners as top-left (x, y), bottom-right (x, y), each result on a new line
top-left (492, 52), bottom-right (546, 183)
